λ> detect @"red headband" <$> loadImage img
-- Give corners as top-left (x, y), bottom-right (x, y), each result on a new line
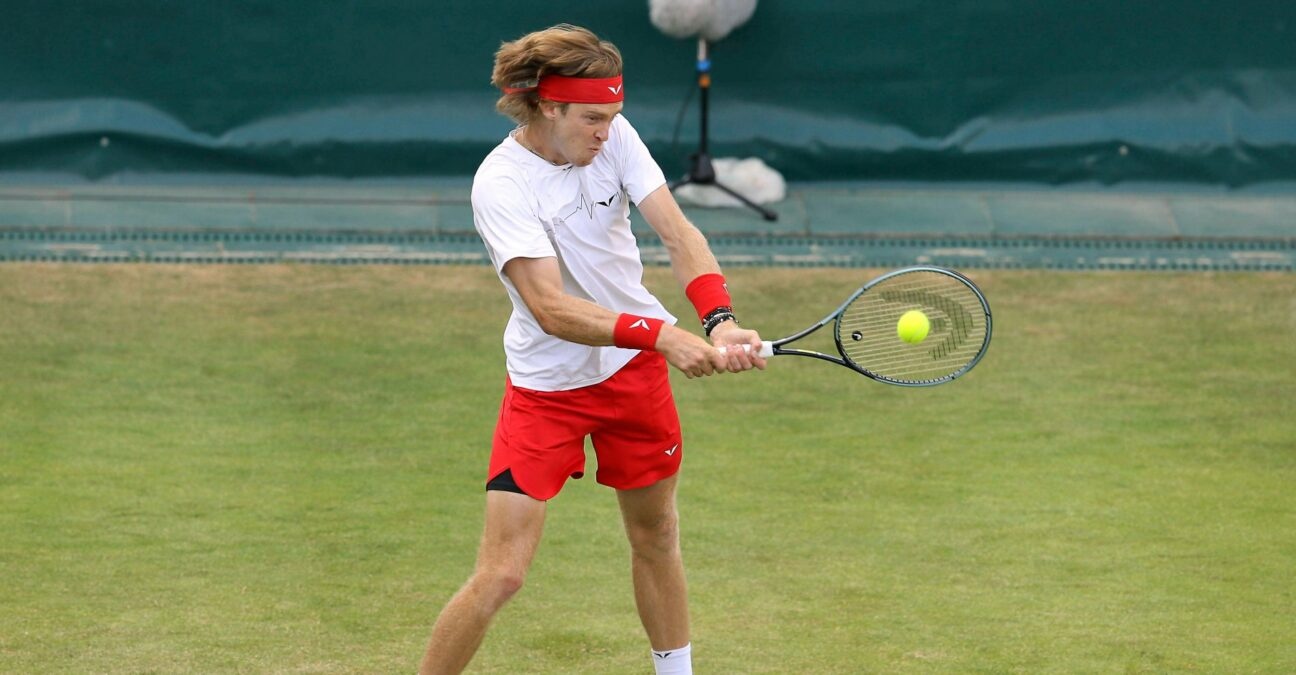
top-left (503, 74), bottom-right (624, 104)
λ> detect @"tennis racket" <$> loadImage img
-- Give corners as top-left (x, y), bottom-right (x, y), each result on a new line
top-left (723, 266), bottom-right (992, 386)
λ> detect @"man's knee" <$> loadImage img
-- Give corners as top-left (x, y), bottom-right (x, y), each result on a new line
top-left (471, 566), bottom-right (528, 610)
top-left (625, 509), bottom-right (680, 557)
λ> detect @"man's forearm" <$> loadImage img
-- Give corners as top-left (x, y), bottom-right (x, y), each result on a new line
top-left (660, 222), bottom-right (723, 290)
top-left (528, 292), bottom-right (622, 346)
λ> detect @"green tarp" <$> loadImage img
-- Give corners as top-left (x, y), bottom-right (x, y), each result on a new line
top-left (2, 1), bottom-right (1294, 184)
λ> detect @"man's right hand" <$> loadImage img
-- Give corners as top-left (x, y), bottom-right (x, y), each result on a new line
top-left (654, 324), bottom-right (730, 378)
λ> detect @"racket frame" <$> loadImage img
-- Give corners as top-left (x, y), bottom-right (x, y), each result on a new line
top-left (765, 265), bottom-right (993, 386)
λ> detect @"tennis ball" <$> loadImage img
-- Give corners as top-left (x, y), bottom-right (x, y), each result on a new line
top-left (897, 310), bottom-right (930, 344)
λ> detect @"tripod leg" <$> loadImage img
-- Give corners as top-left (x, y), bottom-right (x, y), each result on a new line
top-left (712, 180), bottom-right (779, 222)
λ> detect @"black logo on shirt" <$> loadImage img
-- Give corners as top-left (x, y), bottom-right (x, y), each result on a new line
top-left (564, 190), bottom-right (623, 221)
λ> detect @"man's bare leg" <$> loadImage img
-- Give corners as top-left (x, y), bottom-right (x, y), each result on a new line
top-left (419, 490), bottom-right (546, 675)
top-left (617, 475), bottom-right (690, 651)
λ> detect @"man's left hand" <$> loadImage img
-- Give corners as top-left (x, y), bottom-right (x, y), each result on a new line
top-left (709, 321), bottom-right (766, 372)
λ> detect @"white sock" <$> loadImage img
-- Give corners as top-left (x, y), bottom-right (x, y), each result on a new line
top-left (651, 642), bottom-right (692, 675)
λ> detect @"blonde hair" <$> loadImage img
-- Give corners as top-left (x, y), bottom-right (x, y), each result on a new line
top-left (491, 24), bottom-right (623, 123)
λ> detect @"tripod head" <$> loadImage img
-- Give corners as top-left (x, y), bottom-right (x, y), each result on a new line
top-left (649, 0), bottom-right (758, 42)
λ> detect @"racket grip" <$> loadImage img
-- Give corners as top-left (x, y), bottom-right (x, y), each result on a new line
top-left (718, 343), bottom-right (774, 358)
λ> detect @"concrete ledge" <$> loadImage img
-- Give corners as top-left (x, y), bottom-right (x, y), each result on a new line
top-left (2, 182), bottom-right (1292, 270)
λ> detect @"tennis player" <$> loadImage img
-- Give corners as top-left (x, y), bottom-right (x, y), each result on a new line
top-left (417, 24), bottom-right (764, 675)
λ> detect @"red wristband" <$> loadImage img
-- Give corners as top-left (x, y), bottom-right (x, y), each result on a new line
top-left (684, 273), bottom-right (732, 322)
top-left (613, 313), bottom-right (664, 351)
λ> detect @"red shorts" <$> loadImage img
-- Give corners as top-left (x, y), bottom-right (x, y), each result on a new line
top-left (488, 351), bottom-right (683, 501)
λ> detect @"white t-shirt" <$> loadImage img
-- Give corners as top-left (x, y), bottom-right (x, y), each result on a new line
top-left (471, 114), bottom-right (674, 392)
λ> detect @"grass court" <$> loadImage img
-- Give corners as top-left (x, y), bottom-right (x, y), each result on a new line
top-left (1, 264), bottom-right (1292, 673)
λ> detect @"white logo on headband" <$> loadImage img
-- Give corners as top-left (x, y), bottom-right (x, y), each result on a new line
top-left (608, 84), bottom-right (623, 95)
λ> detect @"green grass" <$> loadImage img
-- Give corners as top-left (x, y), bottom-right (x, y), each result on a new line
top-left (1, 264), bottom-right (1293, 673)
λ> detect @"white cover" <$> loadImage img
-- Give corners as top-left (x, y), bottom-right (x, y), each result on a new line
top-left (472, 114), bottom-right (675, 391)
top-left (673, 156), bottom-right (786, 208)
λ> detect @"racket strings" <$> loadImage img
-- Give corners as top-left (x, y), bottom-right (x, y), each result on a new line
top-left (836, 272), bottom-right (989, 383)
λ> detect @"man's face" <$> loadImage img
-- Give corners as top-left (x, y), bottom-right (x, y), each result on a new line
top-left (547, 102), bottom-right (623, 167)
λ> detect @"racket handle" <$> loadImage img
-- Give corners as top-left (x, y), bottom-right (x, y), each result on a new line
top-left (718, 343), bottom-right (774, 358)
